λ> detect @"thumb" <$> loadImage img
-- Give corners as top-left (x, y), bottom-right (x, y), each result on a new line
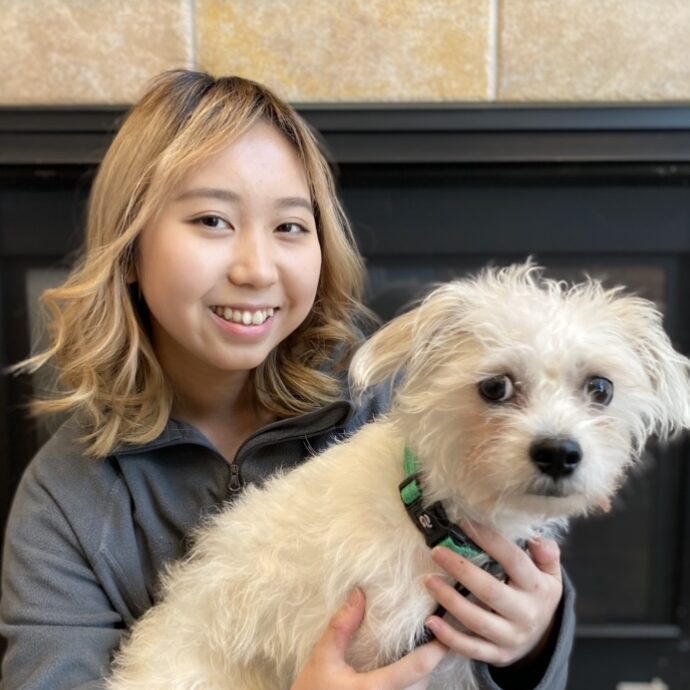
top-left (528, 537), bottom-right (563, 580)
top-left (318, 588), bottom-right (366, 663)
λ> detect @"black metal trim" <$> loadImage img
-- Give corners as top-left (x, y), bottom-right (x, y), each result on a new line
top-left (295, 103), bottom-right (690, 131)
top-left (576, 624), bottom-right (683, 639)
top-left (4, 105), bottom-right (690, 165)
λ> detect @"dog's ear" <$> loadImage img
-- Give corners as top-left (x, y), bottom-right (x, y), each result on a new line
top-left (350, 283), bottom-right (472, 398)
top-left (611, 293), bottom-right (690, 439)
top-left (349, 307), bottom-right (420, 395)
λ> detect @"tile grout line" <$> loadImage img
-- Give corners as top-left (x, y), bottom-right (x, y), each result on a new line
top-left (488, 0), bottom-right (500, 101)
top-left (188, 0), bottom-right (197, 70)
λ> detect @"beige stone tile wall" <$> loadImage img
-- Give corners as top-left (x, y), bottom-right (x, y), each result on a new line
top-left (0, 0), bottom-right (193, 105)
top-left (1, 0), bottom-right (689, 105)
top-left (498, 0), bottom-right (690, 101)
top-left (196, 0), bottom-right (492, 102)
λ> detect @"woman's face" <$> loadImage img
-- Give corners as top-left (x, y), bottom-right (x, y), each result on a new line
top-left (136, 121), bottom-right (322, 389)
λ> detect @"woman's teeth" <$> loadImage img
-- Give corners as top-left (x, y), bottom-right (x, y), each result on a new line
top-left (212, 306), bottom-right (275, 326)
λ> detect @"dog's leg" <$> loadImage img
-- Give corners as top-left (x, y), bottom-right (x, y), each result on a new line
top-left (106, 556), bottom-right (270, 690)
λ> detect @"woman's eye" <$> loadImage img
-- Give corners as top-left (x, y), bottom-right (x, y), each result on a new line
top-left (196, 215), bottom-right (231, 230)
top-left (478, 375), bottom-right (515, 403)
top-left (585, 376), bottom-right (614, 406)
top-left (276, 222), bottom-right (308, 234)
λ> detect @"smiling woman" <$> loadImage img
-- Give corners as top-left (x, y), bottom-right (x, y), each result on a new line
top-left (0, 70), bottom-right (380, 688)
top-left (135, 121), bottom-right (323, 439)
top-left (9, 72), bottom-right (367, 454)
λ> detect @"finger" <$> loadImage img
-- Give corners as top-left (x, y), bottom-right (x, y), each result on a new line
top-left (528, 537), bottom-right (563, 581)
top-left (425, 574), bottom-right (512, 647)
top-left (316, 588), bottom-right (366, 664)
top-left (431, 547), bottom-right (518, 619)
top-left (424, 616), bottom-right (506, 666)
top-left (368, 640), bottom-right (447, 690)
top-left (460, 522), bottom-right (541, 589)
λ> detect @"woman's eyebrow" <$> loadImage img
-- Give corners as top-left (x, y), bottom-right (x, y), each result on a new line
top-left (173, 189), bottom-right (312, 214)
top-left (174, 187), bottom-right (240, 203)
top-left (275, 196), bottom-right (314, 213)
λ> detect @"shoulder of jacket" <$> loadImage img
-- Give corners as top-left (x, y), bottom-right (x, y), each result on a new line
top-left (18, 417), bottom-right (122, 527)
top-left (341, 383), bottom-right (392, 437)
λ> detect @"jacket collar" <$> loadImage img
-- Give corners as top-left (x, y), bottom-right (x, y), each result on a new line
top-left (113, 399), bottom-right (355, 457)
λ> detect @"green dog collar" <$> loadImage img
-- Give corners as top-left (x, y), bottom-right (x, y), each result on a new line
top-left (399, 446), bottom-right (488, 562)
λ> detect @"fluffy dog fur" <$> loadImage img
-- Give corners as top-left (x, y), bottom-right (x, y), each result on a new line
top-left (108, 263), bottom-right (690, 690)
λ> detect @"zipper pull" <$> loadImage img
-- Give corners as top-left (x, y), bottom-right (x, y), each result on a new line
top-left (229, 463), bottom-right (242, 493)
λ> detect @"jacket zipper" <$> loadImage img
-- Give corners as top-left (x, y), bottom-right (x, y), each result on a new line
top-left (229, 401), bottom-right (352, 494)
top-left (229, 463), bottom-right (242, 493)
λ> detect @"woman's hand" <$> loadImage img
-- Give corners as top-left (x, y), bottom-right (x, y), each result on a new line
top-left (423, 523), bottom-right (563, 668)
top-left (292, 588), bottom-right (447, 690)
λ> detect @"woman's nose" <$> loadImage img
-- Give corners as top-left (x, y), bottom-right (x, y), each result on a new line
top-left (227, 229), bottom-right (278, 288)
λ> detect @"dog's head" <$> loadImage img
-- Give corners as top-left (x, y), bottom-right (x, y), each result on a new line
top-left (351, 263), bottom-right (690, 527)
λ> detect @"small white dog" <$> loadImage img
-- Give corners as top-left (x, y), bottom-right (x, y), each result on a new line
top-left (108, 263), bottom-right (690, 690)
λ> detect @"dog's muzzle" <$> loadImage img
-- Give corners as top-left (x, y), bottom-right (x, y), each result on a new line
top-left (529, 437), bottom-right (582, 481)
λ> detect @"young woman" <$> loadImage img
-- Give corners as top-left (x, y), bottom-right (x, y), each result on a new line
top-left (0, 70), bottom-right (573, 689)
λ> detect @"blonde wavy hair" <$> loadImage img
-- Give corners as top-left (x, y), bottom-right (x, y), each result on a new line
top-left (14, 70), bottom-right (369, 457)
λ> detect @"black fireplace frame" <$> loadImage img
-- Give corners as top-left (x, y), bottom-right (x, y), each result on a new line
top-left (4, 102), bottom-right (690, 165)
top-left (2, 104), bottom-right (690, 688)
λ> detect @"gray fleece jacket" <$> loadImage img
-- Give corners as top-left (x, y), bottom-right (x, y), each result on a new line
top-left (0, 395), bottom-right (574, 689)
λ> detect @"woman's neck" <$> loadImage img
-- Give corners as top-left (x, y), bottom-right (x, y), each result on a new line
top-left (168, 370), bottom-right (275, 464)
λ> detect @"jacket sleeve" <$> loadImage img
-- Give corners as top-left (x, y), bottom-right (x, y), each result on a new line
top-left (475, 570), bottom-right (576, 690)
top-left (0, 463), bottom-right (123, 689)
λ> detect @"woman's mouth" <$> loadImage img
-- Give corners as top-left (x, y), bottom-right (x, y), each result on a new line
top-left (210, 306), bottom-right (276, 326)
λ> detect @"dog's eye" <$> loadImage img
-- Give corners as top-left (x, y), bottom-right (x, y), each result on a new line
top-left (478, 375), bottom-right (515, 403)
top-left (585, 376), bottom-right (614, 406)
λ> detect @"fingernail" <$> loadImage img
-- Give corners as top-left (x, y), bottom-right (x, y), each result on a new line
top-left (432, 545), bottom-right (462, 564)
top-left (544, 538), bottom-right (559, 555)
top-left (346, 587), bottom-right (361, 607)
top-left (530, 537), bottom-right (559, 561)
top-left (431, 546), bottom-right (447, 562)
top-left (425, 616), bottom-right (439, 631)
top-left (425, 574), bottom-right (440, 591)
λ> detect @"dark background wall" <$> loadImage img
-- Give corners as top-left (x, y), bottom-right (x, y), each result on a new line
top-left (1, 106), bottom-right (690, 688)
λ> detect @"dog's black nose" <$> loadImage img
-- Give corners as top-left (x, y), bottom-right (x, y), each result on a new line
top-left (529, 438), bottom-right (582, 481)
